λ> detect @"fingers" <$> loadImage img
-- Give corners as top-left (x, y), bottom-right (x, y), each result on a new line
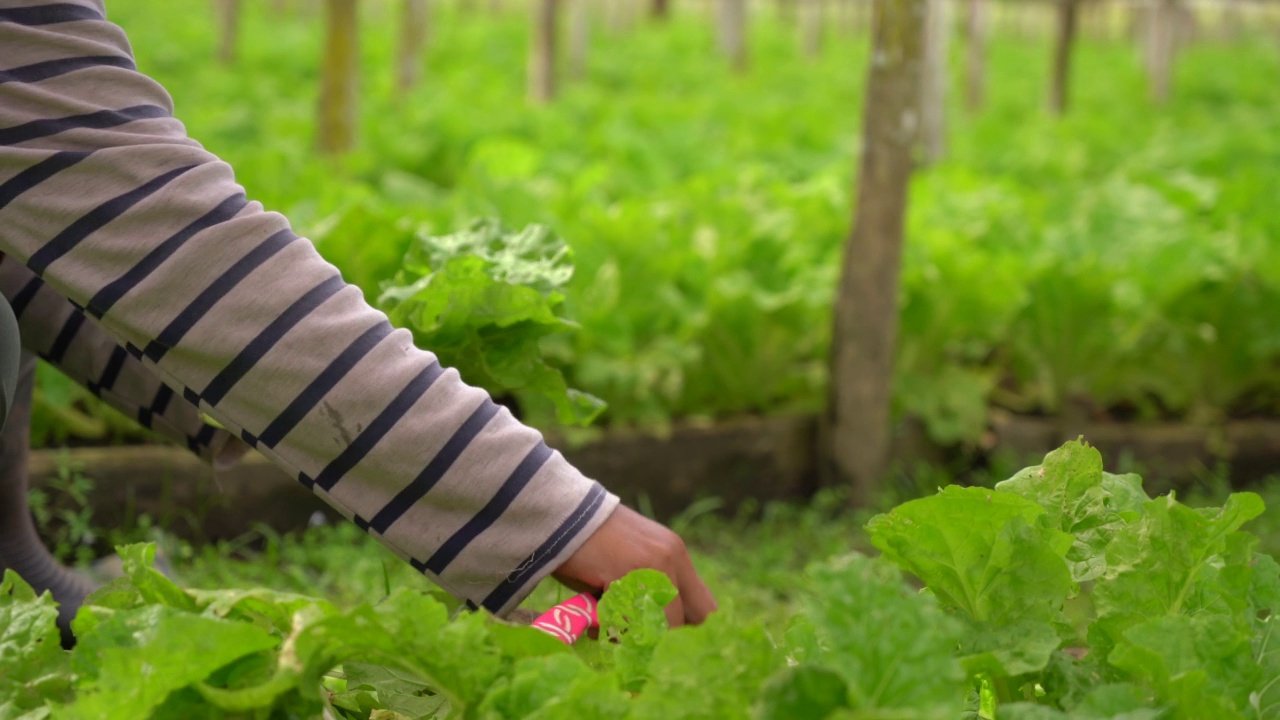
top-left (552, 502), bottom-right (718, 628)
top-left (657, 528), bottom-right (716, 626)
top-left (675, 563), bottom-right (718, 626)
top-left (664, 592), bottom-right (687, 628)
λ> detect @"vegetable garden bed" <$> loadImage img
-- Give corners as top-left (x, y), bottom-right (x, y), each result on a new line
top-left (8, 439), bottom-right (1280, 718)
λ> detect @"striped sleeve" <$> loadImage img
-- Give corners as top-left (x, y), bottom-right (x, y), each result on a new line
top-left (0, 0), bottom-right (619, 614)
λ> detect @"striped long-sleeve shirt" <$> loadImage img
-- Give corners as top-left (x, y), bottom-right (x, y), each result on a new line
top-left (0, 0), bottom-right (619, 615)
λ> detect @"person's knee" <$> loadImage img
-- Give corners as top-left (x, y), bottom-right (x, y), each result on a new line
top-left (0, 292), bottom-right (19, 432)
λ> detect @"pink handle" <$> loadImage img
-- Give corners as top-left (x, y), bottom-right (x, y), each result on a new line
top-left (531, 593), bottom-right (599, 645)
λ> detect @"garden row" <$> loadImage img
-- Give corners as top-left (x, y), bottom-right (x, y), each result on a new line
top-left (5, 441), bottom-right (1278, 718)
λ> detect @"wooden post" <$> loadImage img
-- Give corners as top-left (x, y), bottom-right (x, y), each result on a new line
top-left (824, 0), bottom-right (927, 507)
top-left (965, 0), bottom-right (989, 112)
top-left (1015, 0), bottom-right (1046, 37)
top-left (569, 0), bottom-right (590, 78)
top-left (1221, 0), bottom-right (1244, 40)
top-left (852, 0), bottom-right (873, 33)
top-left (1014, 0), bottom-right (1030, 36)
top-left (529, 0), bottom-right (559, 104)
top-left (1146, 0), bottom-right (1177, 104)
top-left (801, 0), bottom-right (826, 57)
top-left (1128, 0), bottom-right (1146, 43)
top-left (606, 0), bottom-right (635, 33)
top-left (215, 0), bottom-right (242, 65)
top-left (919, 0), bottom-right (949, 164)
top-left (1174, 0), bottom-right (1198, 46)
top-left (718, 0), bottom-right (749, 71)
top-left (1048, 0), bottom-right (1079, 114)
top-left (777, 0), bottom-right (798, 24)
top-left (396, 0), bottom-right (430, 95)
top-left (1085, 0), bottom-right (1113, 40)
top-left (317, 0), bottom-right (359, 155)
top-left (653, 0), bottom-right (671, 19)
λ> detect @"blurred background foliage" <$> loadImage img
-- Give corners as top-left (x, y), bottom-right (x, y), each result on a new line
top-left (31, 0), bottom-right (1280, 451)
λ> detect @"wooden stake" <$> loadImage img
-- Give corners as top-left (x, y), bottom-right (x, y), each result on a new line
top-left (318, 0), bottom-right (359, 155)
top-left (529, 0), bottom-right (559, 104)
top-left (1049, 0), bottom-right (1079, 114)
top-left (215, 0), bottom-right (242, 65)
top-left (1146, 0), bottom-right (1177, 104)
top-left (569, 0), bottom-right (590, 78)
top-left (919, 0), bottom-right (949, 164)
top-left (965, 0), bottom-right (989, 112)
top-left (396, 0), bottom-right (430, 95)
top-left (801, 0), bottom-right (826, 57)
top-left (718, 0), bottom-right (749, 72)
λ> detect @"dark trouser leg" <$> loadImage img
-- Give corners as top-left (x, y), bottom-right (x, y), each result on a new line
top-left (0, 353), bottom-right (93, 647)
top-left (0, 261), bottom-right (240, 648)
top-left (0, 289), bottom-right (17, 433)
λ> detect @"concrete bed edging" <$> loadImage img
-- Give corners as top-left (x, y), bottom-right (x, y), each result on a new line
top-left (26, 413), bottom-right (1280, 542)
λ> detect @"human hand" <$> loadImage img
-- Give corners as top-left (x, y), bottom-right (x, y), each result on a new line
top-left (552, 504), bottom-right (717, 628)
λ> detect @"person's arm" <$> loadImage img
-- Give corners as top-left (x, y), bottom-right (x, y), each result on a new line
top-left (0, 1), bottom-right (714, 621)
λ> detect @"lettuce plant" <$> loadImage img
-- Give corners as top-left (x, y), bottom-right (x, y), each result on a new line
top-left (379, 219), bottom-right (605, 427)
top-left (4, 440), bottom-right (1279, 718)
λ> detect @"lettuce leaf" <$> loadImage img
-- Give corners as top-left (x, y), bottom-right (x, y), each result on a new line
top-left (1092, 492), bottom-right (1265, 645)
top-left (867, 485), bottom-right (1074, 625)
top-left (63, 604), bottom-right (278, 719)
top-left (630, 611), bottom-right (780, 720)
top-left (0, 571), bottom-right (71, 716)
top-left (379, 219), bottom-right (605, 426)
top-left (995, 438), bottom-right (1149, 583)
top-left (798, 554), bottom-right (966, 718)
top-left (596, 568), bottom-right (678, 692)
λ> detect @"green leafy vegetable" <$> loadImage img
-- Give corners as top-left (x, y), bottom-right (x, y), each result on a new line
top-left (0, 571), bottom-right (71, 717)
top-left (868, 441), bottom-right (1280, 716)
top-left (1091, 491), bottom-right (1265, 649)
top-left (994, 439), bottom-right (1150, 583)
top-left (799, 554), bottom-right (966, 718)
top-left (379, 219), bottom-right (605, 426)
top-left (868, 486), bottom-right (1074, 626)
top-left (4, 441), bottom-right (1280, 719)
top-left (756, 666), bottom-right (849, 720)
top-left (596, 568), bottom-right (678, 692)
top-left (65, 605), bottom-right (278, 719)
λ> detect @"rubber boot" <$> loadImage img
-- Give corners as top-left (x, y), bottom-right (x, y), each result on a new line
top-left (0, 353), bottom-right (94, 648)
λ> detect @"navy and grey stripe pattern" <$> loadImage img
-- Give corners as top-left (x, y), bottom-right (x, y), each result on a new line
top-left (0, 0), bottom-right (618, 614)
top-left (0, 55), bottom-right (135, 86)
top-left (0, 3), bottom-right (101, 25)
top-left (0, 258), bottom-right (243, 465)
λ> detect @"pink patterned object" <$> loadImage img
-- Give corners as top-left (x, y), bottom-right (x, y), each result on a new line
top-left (531, 593), bottom-right (599, 645)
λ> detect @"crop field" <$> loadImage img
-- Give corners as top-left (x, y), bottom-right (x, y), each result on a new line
top-left (6, 0), bottom-right (1280, 718)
